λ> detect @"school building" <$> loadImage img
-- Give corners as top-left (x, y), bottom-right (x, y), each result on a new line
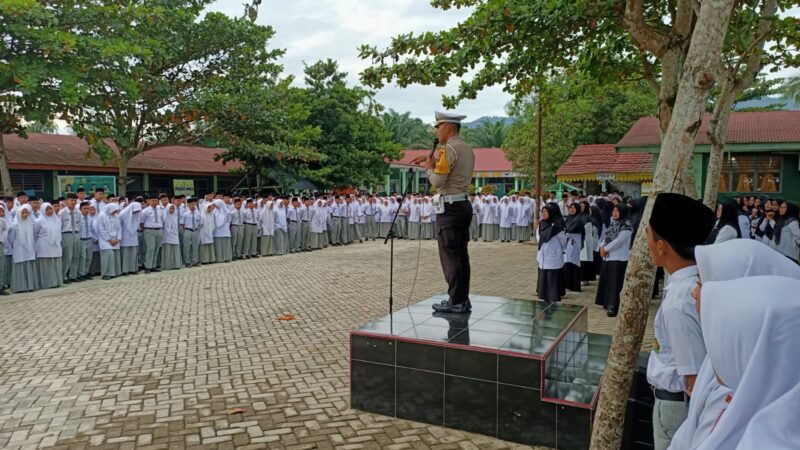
top-left (391, 147), bottom-right (529, 196)
top-left (2, 133), bottom-right (243, 199)
top-left (556, 144), bottom-right (654, 197)
top-left (616, 110), bottom-right (800, 202)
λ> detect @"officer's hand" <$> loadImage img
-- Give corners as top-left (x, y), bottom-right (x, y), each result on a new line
top-left (424, 156), bottom-right (436, 170)
top-left (409, 155), bottom-right (428, 165)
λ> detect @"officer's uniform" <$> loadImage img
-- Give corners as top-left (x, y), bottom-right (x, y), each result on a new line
top-left (429, 111), bottom-right (475, 313)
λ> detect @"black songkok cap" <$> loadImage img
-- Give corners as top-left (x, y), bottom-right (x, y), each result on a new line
top-left (66, 193), bottom-right (78, 200)
top-left (79, 201), bottom-right (91, 208)
top-left (186, 197), bottom-right (198, 204)
top-left (95, 188), bottom-right (105, 193)
top-left (16, 191), bottom-right (26, 197)
top-left (76, 187), bottom-right (85, 193)
top-left (649, 193), bottom-right (715, 247)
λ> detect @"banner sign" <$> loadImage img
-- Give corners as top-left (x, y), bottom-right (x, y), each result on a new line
top-left (173, 179), bottom-right (195, 196)
top-left (57, 175), bottom-right (116, 197)
top-left (595, 172), bottom-right (616, 181)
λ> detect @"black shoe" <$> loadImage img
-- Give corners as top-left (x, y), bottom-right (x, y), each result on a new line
top-left (432, 301), bottom-right (471, 314)
top-left (151, 268), bottom-right (161, 272)
top-left (102, 276), bottom-right (112, 280)
top-left (145, 269), bottom-right (151, 274)
top-left (607, 309), bottom-right (618, 317)
top-left (185, 264), bottom-right (192, 268)
top-left (0, 290), bottom-right (9, 296)
top-left (63, 279), bottom-right (72, 284)
top-left (194, 263), bottom-right (201, 267)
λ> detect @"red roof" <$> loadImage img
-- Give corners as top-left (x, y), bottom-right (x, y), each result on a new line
top-left (3, 133), bottom-right (241, 175)
top-left (395, 147), bottom-right (513, 172)
top-left (617, 110), bottom-right (800, 148)
top-left (556, 144), bottom-right (653, 176)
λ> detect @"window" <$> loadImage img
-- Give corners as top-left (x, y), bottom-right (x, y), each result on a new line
top-left (719, 154), bottom-right (781, 193)
top-left (11, 172), bottom-right (45, 192)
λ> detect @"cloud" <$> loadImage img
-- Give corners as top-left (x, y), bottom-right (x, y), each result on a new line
top-left (207, 0), bottom-right (512, 121)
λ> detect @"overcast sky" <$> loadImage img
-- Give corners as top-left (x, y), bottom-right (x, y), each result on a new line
top-left (207, 0), bottom-right (512, 123)
top-left (207, 1), bottom-right (799, 123)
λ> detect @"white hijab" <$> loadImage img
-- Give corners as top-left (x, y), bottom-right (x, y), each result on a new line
top-left (200, 203), bottom-right (215, 243)
top-left (672, 239), bottom-right (800, 449)
top-left (37, 203), bottom-right (61, 247)
top-left (12, 204), bottom-right (35, 263)
top-left (697, 276), bottom-right (800, 450)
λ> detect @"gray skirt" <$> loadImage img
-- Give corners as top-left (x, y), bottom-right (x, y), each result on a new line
top-left (482, 223), bottom-right (495, 242)
top-left (260, 235), bottom-right (275, 256)
top-left (517, 225), bottom-right (532, 242)
top-left (214, 237), bottom-right (232, 262)
top-left (5, 255), bottom-right (11, 287)
top-left (12, 259), bottom-right (39, 293)
top-left (421, 223), bottom-right (434, 240)
top-left (121, 246), bottom-right (138, 273)
top-left (100, 249), bottom-right (121, 277)
top-left (161, 244), bottom-right (182, 270)
top-left (379, 222), bottom-right (391, 238)
top-left (500, 227), bottom-right (512, 242)
top-left (38, 257), bottom-right (63, 289)
top-left (408, 222), bottom-right (420, 240)
top-left (0, 246), bottom-right (6, 287)
top-left (274, 229), bottom-right (287, 255)
top-left (311, 232), bottom-right (323, 249)
top-left (199, 243), bottom-right (215, 264)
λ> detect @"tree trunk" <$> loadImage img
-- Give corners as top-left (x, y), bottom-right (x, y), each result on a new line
top-left (0, 136), bottom-right (14, 195)
top-left (704, 0), bottom-right (777, 208)
top-left (590, 1), bottom-right (736, 448)
top-left (118, 153), bottom-right (130, 198)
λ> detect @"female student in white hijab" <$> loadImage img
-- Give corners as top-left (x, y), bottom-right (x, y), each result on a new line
top-left (258, 199), bottom-right (275, 256)
top-left (199, 202), bottom-right (216, 263)
top-left (309, 199), bottom-right (326, 250)
top-left (688, 276), bottom-right (800, 449)
top-left (498, 197), bottom-right (516, 242)
top-left (2, 202), bottom-right (13, 290)
top-left (480, 197), bottom-right (495, 242)
top-left (670, 239), bottom-right (800, 450)
top-left (8, 204), bottom-right (39, 292)
top-left (273, 199), bottom-right (288, 256)
top-left (96, 203), bottom-right (122, 280)
top-left (119, 202), bottom-right (141, 275)
top-left (212, 198), bottom-right (233, 262)
top-left (34, 202), bottom-right (64, 289)
top-left (160, 203), bottom-right (182, 270)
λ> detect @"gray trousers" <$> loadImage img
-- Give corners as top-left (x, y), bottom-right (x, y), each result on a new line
top-left (78, 239), bottom-right (93, 277)
top-left (337, 218), bottom-right (349, 244)
top-left (144, 229), bottom-right (162, 269)
top-left (288, 222), bottom-right (301, 252)
top-left (469, 216), bottom-right (480, 241)
top-left (653, 397), bottom-right (689, 450)
top-left (301, 222), bottom-right (310, 250)
top-left (330, 219), bottom-right (339, 244)
top-left (354, 223), bottom-right (364, 242)
top-left (61, 233), bottom-right (80, 280)
top-left (243, 224), bottom-right (258, 256)
top-left (137, 231), bottom-right (146, 268)
top-left (396, 216), bottom-right (407, 238)
top-left (182, 230), bottom-right (199, 265)
top-left (231, 225), bottom-right (244, 257)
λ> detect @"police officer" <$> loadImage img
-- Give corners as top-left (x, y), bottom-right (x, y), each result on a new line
top-left (412, 111), bottom-right (475, 314)
top-left (645, 193), bottom-right (716, 450)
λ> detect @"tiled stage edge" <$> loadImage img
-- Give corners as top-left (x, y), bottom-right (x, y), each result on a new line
top-left (350, 294), bottom-right (612, 450)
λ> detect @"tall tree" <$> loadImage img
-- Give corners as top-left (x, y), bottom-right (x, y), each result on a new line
top-left (303, 60), bottom-right (401, 190)
top-left (381, 109), bottom-right (432, 149)
top-left (0, 0), bottom-right (120, 194)
top-left (462, 120), bottom-right (507, 148)
top-left (68, 1), bottom-right (283, 197)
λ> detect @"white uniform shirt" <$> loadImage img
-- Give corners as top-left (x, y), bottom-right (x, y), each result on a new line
top-left (536, 229), bottom-right (566, 270)
top-left (647, 265), bottom-right (706, 393)
top-left (58, 206), bottom-right (81, 233)
top-left (141, 206), bottom-right (163, 229)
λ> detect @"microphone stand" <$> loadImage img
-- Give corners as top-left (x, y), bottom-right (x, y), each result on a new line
top-left (384, 166), bottom-right (415, 318)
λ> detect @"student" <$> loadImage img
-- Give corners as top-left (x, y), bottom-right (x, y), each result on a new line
top-left (516, 196), bottom-right (532, 242)
top-left (88, 205), bottom-right (101, 276)
top-left (59, 193), bottom-right (81, 283)
top-left (287, 198), bottom-right (302, 253)
top-left (0, 205), bottom-right (8, 294)
top-left (160, 203), bottom-right (182, 270)
top-left (8, 204), bottom-right (38, 292)
top-left (643, 193), bottom-right (715, 450)
top-left (119, 201), bottom-right (141, 275)
top-left (34, 203), bottom-right (63, 289)
top-left (135, 196), bottom-right (147, 270)
top-left (595, 203), bottom-right (633, 317)
top-left (772, 201), bottom-right (800, 263)
top-left (563, 203), bottom-right (584, 292)
top-left (580, 201), bottom-right (598, 285)
top-left (212, 199), bottom-right (233, 262)
top-left (481, 197), bottom-right (495, 242)
top-left (181, 198), bottom-right (201, 267)
top-left (536, 204), bottom-right (566, 303)
top-left (258, 199), bottom-right (275, 257)
top-left (198, 201), bottom-right (216, 264)
top-left (242, 199), bottom-right (259, 257)
top-left (76, 201), bottom-right (93, 281)
top-left (229, 197), bottom-right (244, 259)
top-left (670, 239), bottom-right (800, 449)
top-left (691, 276), bottom-right (800, 449)
top-left (498, 197), bottom-right (515, 242)
top-left (469, 194), bottom-right (480, 241)
top-left (364, 196), bottom-right (378, 241)
top-left (141, 196), bottom-right (162, 273)
top-left (95, 203), bottom-right (122, 280)
top-left (709, 199), bottom-right (742, 243)
top-left (273, 199), bottom-right (288, 255)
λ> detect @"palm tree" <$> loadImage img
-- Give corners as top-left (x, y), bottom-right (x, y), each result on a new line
top-left (462, 120), bottom-right (508, 147)
top-left (381, 109), bottom-right (432, 149)
top-left (782, 76), bottom-right (800, 105)
top-left (25, 120), bottom-right (59, 134)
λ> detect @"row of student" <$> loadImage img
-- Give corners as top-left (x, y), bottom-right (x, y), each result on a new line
top-left (710, 196), bottom-right (800, 262)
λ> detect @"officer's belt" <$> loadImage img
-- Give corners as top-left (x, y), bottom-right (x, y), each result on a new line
top-left (442, 194), bottom-right (467, 203)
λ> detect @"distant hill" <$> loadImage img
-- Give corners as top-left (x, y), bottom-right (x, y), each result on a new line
top-left (462, 116), bottom-right (515, 128)
top-left (734, 95), bottom-right (799, 111)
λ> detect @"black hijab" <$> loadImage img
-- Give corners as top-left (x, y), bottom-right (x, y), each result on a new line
top-left (539, 204), bottom-right (565, 249)
top-left (774, 201), bottom-right (799, 245)
top-left (589, 205), bottom-right (604, 234)
top-left (595, 198), bottom-right (612, 228)
top-left (565, 203), bottom-right (586, 238)
top-left (605, 204), bottom-right (632, 245)
top-left (718, 199), bottom-right (743, 238)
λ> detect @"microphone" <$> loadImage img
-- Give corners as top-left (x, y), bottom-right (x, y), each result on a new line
top-left (430, 137), bottom-right (439, 158)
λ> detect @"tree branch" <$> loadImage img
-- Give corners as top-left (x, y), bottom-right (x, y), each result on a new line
top-left (623, 0), bottom-right (671, 56)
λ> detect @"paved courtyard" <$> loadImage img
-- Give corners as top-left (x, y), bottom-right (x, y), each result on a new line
top-left (0, 240), bottom-right (657, 450)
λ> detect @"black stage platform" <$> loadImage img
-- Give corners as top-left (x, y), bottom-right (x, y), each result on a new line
top-left (350, 294), bottom-right (612, 450)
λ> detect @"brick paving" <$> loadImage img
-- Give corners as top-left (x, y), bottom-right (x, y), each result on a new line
top-left (0, 240), bottom-right (658, 450)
